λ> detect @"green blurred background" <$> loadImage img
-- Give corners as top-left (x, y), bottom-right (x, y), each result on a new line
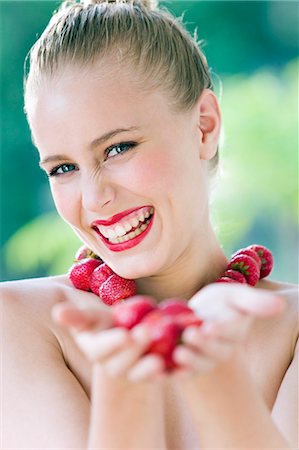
top-left (0, 1), bottom-right (298, 283)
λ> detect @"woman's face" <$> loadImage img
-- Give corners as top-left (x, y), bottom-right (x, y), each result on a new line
top-left (27, 66), bottom-right (216, 279)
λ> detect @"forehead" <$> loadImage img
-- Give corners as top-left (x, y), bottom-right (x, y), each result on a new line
top-left (26, 64), bottom-right (178, 151)
top-left (29, 65), bottom-right (148, 120)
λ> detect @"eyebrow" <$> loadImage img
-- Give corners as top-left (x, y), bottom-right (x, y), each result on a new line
top-left (38, 126), bottom-right (140, 167)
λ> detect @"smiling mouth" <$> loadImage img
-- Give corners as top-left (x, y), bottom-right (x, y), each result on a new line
top-left (92, 206), bottom-right (154, 244)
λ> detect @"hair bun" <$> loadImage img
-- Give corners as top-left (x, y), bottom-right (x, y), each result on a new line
top-left (82, 0), bottom-right (158, 11)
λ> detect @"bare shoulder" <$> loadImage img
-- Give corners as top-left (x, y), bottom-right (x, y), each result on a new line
top-left (1, 274), bottom-right (67, 320)
top-left (256, 278), bottom-right (298, 348)
top-left (1, 273), bottom-right (75, 306)
top-left (244, 279), bottom-right (298, 446)
top-left (1, 275), bottom-right (76, 349)
top-left (256, 277), bottom-right (298, 296)
top-left (1, 275), bottom-right (92, 448)
top-left (1, 273), bottom-right (101, 326)
top-left (257, 278), bottom-right (298, 318)
top-left (259, 280), bottom-right (299, 447)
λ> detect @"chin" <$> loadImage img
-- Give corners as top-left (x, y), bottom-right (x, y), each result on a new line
top-left (110, 256), bottom-right (164, 280)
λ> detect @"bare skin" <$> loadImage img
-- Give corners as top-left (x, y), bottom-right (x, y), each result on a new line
top-left (4, 64), bottom-right (297, 448)
top-left (1, 275), bottom-right (298, 448)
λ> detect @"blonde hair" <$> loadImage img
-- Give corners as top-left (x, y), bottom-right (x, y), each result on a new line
top-left (24, 0), bottom-right (218, 172)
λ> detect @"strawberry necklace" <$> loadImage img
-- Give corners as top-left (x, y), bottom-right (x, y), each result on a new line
top-left (68, 244), bottom-right (274, 371)
top-left (69, 244), bottom-right (273, 306)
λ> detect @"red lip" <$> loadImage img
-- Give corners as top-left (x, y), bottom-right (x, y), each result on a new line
top-left (91, 205), bottom-right (152, 227)
top-left (93, 211), bottom-right (155, 252)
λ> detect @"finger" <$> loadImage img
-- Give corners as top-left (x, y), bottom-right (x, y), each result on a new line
top-left (52, 302), bottom-right (114, 331)
top-left (75, 327), bottom-right (130, 361)
top-left (127, 354), bottom-right (165, 382)
top-left (189, 284), bottom-right (285, 318)
top-left (173, 345), bottom-right (216, 373)
top-left (182, 327), bottom-right (235, 360)
top-left (199, 316), bottom-right (252, 342)
top-left (103, 326), bottom-right (152, 376)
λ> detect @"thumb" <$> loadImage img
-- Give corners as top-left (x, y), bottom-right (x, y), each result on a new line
top-left (226, 285), bottom-right (286, 317)
top-left (239, 291), bottom-right (286, 317)
top-left (52, 302), bottom-right (114, 332)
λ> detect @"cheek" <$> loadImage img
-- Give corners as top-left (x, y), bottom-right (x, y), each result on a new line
top-left (115, 150), bottom-right (184, 196)
top-left (50, 182), bottom-right (80, 225)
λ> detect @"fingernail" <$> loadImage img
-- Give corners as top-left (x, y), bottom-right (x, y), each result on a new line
top-left (127, 371), bottom-right (140, 382)
top-left (131, 326), bottom-right (150, 343)
top-left (110, 327), bottom-right (128, 342)
top-left (257, 294), bottom-right (286, 312)
top-left (183, 326), bottom-right (200, 342)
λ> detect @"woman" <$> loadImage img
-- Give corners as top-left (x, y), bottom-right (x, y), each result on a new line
top-left (1, 0), bottom-right (298, 448)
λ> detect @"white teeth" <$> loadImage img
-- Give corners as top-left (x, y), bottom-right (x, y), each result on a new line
top-left (114, 224), bottom-right (127, 237)
top-left (134, 228), bottom-right (142, 236)
top-left (106, 220), bottom-right (150, 244)
top-left (109, 236), bottom-right (120, 244)
top-left (96, 207), bottom-right (154, 243)
top-left (130, 217), bottom-right (139, 228)
top-left (99, 226), bottom-right (110, 238)
top-left (127, 230), bottom-right (136, 240)
top-left (138, 212), bottom-right (145, 222)
top-left (123, 221), bottom-right (133, 232)
top-left (107, 228), bottom-right (117, 239)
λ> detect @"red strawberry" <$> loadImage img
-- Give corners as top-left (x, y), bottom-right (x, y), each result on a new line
top-left (69, 258), bottom-right (102, 291)
top-left (223, 269), bottom-right (247, 283)
top-left (158, 299), bottom-right (203, 331)
top-left (142, 310), bottom-right (181, 370)
top-left (90, 263), bottom-right (114, 295)
top-left (247, 245), bottom-right (273, 279)
top-left (100, 274), bottom-right (137, 305)
top-left (75, 245), bottom-right (102, 262)
top-left (159, 298), bottom-right (192, 315)
top-left (231, 248), bottom-right (261, 270)
top-left (216, 276), bottom-right (239, 283)
top-left (174, 312), bottom-right (203, 330)
top-left (227, 254), bottom-right (260, 286)
top-left (112, 296), bottom-right (156, 329)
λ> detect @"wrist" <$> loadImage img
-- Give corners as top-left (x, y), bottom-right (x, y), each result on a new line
top-left (88, 363), bottom-right (166, 448)
top-left (172, 347), bottom-right (257, 421)
top-left (173, 349), bottom-right (290, 448)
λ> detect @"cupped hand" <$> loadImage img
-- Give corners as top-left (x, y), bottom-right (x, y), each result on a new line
top-left (51, 300), bottom-right (166, 382)
top-left (171, 283), bottom-right (285, 378)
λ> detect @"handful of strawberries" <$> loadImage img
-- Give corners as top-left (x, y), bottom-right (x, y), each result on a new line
top-left (68, 244), bottom-right (273, 370)
top-left (112, 296), bottom-right (203, 370)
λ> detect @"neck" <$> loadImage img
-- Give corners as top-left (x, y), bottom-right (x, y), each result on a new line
top-left (135, 225), bottom-right (228, 302)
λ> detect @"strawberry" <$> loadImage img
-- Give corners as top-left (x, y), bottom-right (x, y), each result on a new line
top-left (112, 295), bottom-right (156, 329)
top-left (231, 248), bottom-right (261, 270)
top-left (69, 258), bottom-right (102, 291)
top-left (216, 276), bottom-right (239, 283)
top-left (159, 298), bottom-right (203, 330)
top-left (90, 263), bottom-right (114, 295)
top-left (247, 245), bottom-right (273, 279)
top-left (159, 298), bottom-right (192, 315)
top-left (75, 245), bottom-right (102, 262)
top-left (227, 254), bottom-right (260, 286)
top-left (142, 310), bottom-right (181, 370)
top-left (223, 269), bottom-right (247, 283)
top-left (100, 274), bottom-right (137, 305)
top-left (174, 311), bottom-right (203, 330)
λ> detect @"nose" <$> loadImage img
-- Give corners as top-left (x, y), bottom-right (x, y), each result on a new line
top-left (81, 171), bottom-right (115, 212)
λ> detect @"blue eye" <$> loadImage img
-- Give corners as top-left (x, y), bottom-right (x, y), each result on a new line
top-left (48, 163), bottom-right (78, 177)
top-left (105, 142), bottom-right (136, 159)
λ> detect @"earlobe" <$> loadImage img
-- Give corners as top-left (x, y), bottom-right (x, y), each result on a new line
top-left (197, 89), bottom-right (221, 161)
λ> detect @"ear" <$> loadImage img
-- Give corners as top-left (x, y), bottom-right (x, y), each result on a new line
top-left (196, 89), bottom-right (221, 160)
